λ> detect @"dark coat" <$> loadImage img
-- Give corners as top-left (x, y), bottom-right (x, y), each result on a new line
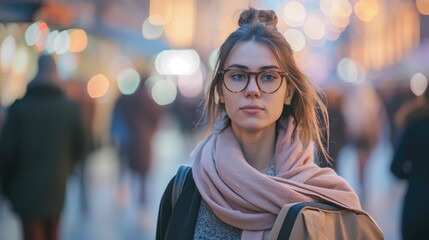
top-left (0, 83), bottom-right (88, 217)
top-left (391, 117), bottom-right (429, 240)
top-left (156, 171), bottom-right (201, 240)
top-left (110, 81), bottom-right (163, 175)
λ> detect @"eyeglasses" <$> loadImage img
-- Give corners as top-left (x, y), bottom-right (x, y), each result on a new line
top-left (219, 68), bottom-right (287, 94)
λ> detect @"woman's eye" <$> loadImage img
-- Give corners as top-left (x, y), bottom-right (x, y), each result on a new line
top-left (261, 73), bottom-right (277, 81)
top-left (231, 72), bottom-right (247, 81)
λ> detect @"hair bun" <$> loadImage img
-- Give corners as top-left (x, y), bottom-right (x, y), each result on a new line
top-left (238, 7), bottom-right (278, 27)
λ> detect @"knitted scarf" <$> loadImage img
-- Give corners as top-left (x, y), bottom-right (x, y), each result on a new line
top-left (191, 118), bottom-right (361, 239)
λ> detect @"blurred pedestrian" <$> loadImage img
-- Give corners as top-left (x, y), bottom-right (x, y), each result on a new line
top-left (0, 54), bottom-right (89, 240)
top-left (110, 75), bottom-right (163, 222)
top-left (391, 88), bottom-right (429, 240)
top-left (341, 83), bottom-right (386, 207)
top-left (171, 93), bottom-right (204, 153)
top-left (157, 7), bottom-right (365, 239)
top-left (64, 79), bottom-right (96, 214)
top-left (377, 81), bottom-right (413, 146)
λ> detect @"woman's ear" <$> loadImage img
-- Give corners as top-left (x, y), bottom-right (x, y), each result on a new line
top-left (284, 86), bottom-right (294, 105)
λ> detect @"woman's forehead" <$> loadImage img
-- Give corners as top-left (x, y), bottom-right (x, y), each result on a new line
top-left (224, 41), bottom-right (279, 69)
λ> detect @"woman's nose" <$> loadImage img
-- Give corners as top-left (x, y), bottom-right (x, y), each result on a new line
top-left (244, 76), bottom-right (261, 97)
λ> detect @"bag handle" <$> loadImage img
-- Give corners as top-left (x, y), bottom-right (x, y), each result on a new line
top-left (171, 164), bottom-right (191, 209)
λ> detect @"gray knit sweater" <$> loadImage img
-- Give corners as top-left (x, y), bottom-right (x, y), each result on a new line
top-left (193, 162), bottom-right (276, 239)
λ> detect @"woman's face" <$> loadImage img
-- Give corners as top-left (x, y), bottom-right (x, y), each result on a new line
top-left (219, 41), bottom-right (293, 133)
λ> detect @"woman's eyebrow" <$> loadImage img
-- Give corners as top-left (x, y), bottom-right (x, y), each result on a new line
top-left (226, 64), bottom-right (281, 70)
top-left (226, 64), bottom-right (248, 69)
top-left (259, 65), bottom-right (281, 70)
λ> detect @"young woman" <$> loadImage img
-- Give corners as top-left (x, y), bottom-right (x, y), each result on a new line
top-left (157, 7), bottom-right (361, 240)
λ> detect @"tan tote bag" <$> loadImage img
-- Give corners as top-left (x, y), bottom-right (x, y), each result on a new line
top-left (269, 202), bottom-right (384, 240)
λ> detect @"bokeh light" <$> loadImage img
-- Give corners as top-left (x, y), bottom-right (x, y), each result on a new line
top-left (145, 75), bottom-right (162, 90)
top-left (1, 35), bottom-right (17, 73)
top-left (155, 49), bottom-right (200, 75)
top-left (46, 30), bottom-right (59, 54)
top-left (303, 14), bottom-right (326, 41)
top-left (142, 15), bottom-right (164, 40)
top-left (25, 21), bottom-right (41, 46)
top-left (151, 79), bottom-right (177, 105)
top-left (68, 29), bottom-right (88, 52)
top-left (11, 47), bottom-right (29, 76)
top-left (337, 58), bottom-right (359, 83)
top-left (117, 68), bottom-right (141, 95)
top-left (54, 30), bottom-right (71, 54)
top-left (320, 0), bottom-right (353, 19)
top-left (354, 0), bottom-right (379, 22)
top-left (284, 28), bottom-right (306, 52)
top-left (25, 22), bottom-right (87, 54)
top-left (410, 72), bottom-right (428, 96)
top-left (329, 15), bottom-right (350, 29)
top-left (25, 21), bottom-right (50, 49)
top-left (283, 1), bottom-right (306, 27)
top-left (87, 74), bottom-right (110, 98)
top-left (417, 0), bottom-right (429, 15)
top-left (34, 22), bottom-right (49, 51)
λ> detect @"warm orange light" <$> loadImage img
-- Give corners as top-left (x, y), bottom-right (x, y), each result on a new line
top-left (68, 29), bottom-right (87, 52)
top-left (417, 0), bottom-right (429, 15)
top-left (35, 21), bottom-right (49, 51)
top-left (164, 0), bottom-right (195, 48)
top-left (87, 74), bottom-right (110, 98)
top-left (38, 21), bottom-right (48, 31)
top-left (149, 0), bottom-right (173, 24)
top-left (354, 0), bottom-right (379, 22)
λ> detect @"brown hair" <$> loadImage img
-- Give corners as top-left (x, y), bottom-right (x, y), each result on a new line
top-left (203, 7), bottom-right (330, 164)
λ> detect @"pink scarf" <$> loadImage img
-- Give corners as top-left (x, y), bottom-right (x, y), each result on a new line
top-left (191, 118), bottom-right (361, 239)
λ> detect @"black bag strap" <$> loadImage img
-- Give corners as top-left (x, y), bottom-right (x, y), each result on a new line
top-left (171, 164), bottom-right (192, 209)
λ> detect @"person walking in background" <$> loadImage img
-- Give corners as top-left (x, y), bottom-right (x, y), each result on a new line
top-left (0, 54), bottom-right (89, 240)
top-left (157, 7), bottom-right (366, 239)
top-left (391, 88), bottom-right (429, 240)
top-left (341, 83), bottom-right (386, 207)
top-left (110, 76), bottom-right (163, 228)
top-left (171, 93), bottom-right (204, 153)
top-left (64, 79), bottom-right (97, 214)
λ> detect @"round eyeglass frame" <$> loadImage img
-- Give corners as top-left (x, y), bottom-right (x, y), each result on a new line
top-left (219, 68), bottom-right (287, 94)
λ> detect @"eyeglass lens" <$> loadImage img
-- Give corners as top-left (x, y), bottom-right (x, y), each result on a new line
top-left (223, 69), bottom-right (284, 93)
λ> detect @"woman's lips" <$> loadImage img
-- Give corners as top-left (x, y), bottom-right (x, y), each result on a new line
top-left (240, 105), bottom-right (263, 114)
